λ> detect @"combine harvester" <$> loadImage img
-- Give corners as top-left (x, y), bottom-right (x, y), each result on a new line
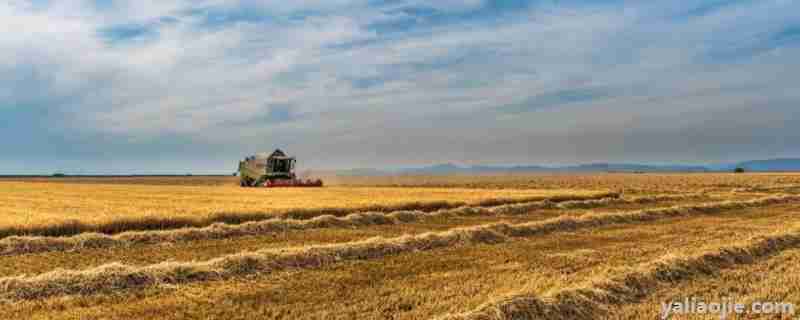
top-left (238, 149), bottom-right (323, 187)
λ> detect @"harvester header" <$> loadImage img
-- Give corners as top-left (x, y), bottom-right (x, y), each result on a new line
top-left (238, 149), bottom-right (323, 187)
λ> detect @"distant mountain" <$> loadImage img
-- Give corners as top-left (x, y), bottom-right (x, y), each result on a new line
top-left (400, 163), bottom-right (550, 174)
top-left (404, 163), bottom-right (464, 174)
top-left (362, 163), bottom-right (709, 175)
top-left (334, 168), bottom-right (392, 176)
top-left (736, 158), bottom-right (800, 172)
top-left (705, 163), bottom-right (738, 172)
top-left (499, 165), bottom-right (552, 172)
top-left (564, 163), bottom-right (709, 172)
top-left (333, 158), bottom-right (800, 176)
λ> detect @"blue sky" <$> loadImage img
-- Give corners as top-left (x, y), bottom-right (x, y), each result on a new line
top-left (1, 0), bottom-right (799, 173)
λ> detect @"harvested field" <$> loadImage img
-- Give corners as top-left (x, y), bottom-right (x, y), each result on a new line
top-left (321, 173), bottom-right (800, 193)
top-left (608, 247), bottom-right (800, 319)
top-left (0, 181), bottom-right (604, 237)
top-left (0, 174), bottom-right (798, 319)
top-left (0, 192), bottom-right (726, 257)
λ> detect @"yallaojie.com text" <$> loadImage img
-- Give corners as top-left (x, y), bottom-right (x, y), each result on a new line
top-left (660, 297), bottom-right (795, 319)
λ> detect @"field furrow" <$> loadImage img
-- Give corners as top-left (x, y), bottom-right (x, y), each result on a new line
top-left (0, 193), bottom-right (712, 257)
top-left (0, 194), bottom-right (767, 278)
top-left (2, 202), bottom-right (800, 319)
top-left (442, 226), bottom-right (800, 320)
top-left (0, 195), bottom-right (796, 301)
top-left (0, 188), bottom-right (615, 238)
top-left (0, 195), bottom-right (727, 278)
top-left (608, 249), bottom-right (800, 319)
top-left (2, 175), bottom-right (799, 320)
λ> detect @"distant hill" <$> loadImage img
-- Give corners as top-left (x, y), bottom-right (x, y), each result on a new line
top-left (400, 163), bottom-right (550, 174)
top-left (563, 163), bottom-right (709, 173)
top-left (400, 163), bottom-right (708, 174)
top-left (333, 158), bottom-right (800, 176)
top-left (403, 163), bottom-right (465, 174)
top-left (340, 163), bottom-right (709, 176)
top-left (334, 168), bottom-right (393, 176)
top-left (736, 158), bottom-right (800, 172)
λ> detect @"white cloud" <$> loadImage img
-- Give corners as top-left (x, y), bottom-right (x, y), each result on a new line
top-left (1, 0), bottom-right (799, 170)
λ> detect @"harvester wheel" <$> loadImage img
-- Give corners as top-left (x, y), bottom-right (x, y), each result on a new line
top-left (241, 178), bottom-right (255, 187)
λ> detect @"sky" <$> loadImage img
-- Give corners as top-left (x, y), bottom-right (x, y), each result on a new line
top-left (1, 0), bottom-right (799, 174)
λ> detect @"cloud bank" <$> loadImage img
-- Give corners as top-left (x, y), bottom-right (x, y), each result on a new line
top-left (1, 0), bottom-right (799, 173)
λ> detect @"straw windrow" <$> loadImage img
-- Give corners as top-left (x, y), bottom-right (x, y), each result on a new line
top-left (732, 184), bottom-right (800, 193)
top-left (0, 193), bottom-right (708, 257)
top-left (440, 228), bottom-right (800, 320)
top-left (0, 192), bottom-right (619, 239)
top-left (0, 194), bottom-right (796, 300)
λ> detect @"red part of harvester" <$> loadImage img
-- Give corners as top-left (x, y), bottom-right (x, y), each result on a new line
top-left (262, 178), bottom-right (323, 188)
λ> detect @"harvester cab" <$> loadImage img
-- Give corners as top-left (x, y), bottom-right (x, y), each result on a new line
top-left (238, 149), bottom-right (323, 187)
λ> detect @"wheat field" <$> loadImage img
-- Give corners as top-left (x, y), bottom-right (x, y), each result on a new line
top-left (0, 173), bottom-right (799, 319)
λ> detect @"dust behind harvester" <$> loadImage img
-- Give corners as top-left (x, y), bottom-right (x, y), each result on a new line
top-left (238, 149), bottom-right (323, 187)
